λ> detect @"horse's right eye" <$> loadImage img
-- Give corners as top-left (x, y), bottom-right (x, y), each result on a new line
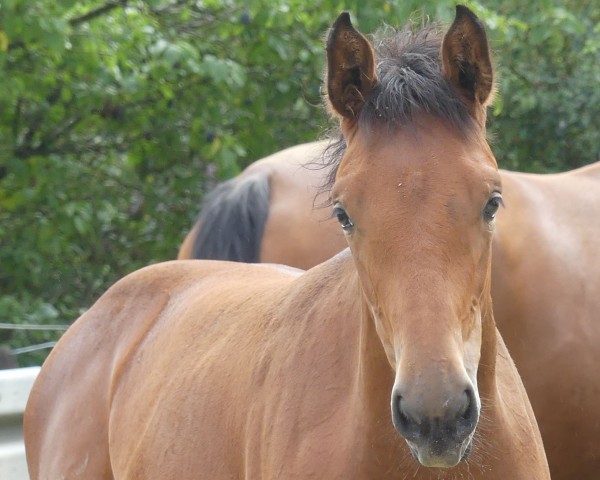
top-left (332, 205), bottom-right (354, 232)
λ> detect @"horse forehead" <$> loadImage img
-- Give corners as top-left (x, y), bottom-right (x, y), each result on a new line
top-left (339, 125), bottom-right (497, 196)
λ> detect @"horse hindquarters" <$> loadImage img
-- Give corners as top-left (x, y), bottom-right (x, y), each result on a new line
top-left (24, 267), bottom-right (176, 479)
top-left (23, 322), bottom-right (116, 479)
top-left (190, 173), bottom-right (271, 262)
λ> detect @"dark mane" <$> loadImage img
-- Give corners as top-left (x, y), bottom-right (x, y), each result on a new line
top-left (317, 22), bottom-right (476, 202)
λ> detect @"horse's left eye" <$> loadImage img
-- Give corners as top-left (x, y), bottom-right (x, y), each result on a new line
top-left (483, 193), bottom-right (503, 222)
top-left (332, 205), bottom-right (354, 232)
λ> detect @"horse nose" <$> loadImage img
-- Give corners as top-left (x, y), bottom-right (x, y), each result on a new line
top-left (392, 386), bottom-right (478, 444)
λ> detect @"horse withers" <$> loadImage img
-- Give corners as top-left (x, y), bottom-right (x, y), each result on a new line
top-left (25, 6), bottom-right (550, 479)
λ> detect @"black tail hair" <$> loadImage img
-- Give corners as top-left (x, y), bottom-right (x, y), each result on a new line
top-left (191, 173), bottom-right (270, 262)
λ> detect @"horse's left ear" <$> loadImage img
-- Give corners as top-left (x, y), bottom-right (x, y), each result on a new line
top-left (442, 5), bottom-right (493, 109)
top-left (326, 12), bottom-right (377, 121)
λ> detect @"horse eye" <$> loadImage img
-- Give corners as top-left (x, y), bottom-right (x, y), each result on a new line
top-left (483, 193), bottom-right (503, 222)
top-left (332, 205), bottom-right (354, 232)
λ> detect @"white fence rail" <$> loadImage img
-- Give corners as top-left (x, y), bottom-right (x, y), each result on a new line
top-left (0, 367), bottom-right (39, 480)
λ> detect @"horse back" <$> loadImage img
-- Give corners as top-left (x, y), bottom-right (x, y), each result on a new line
top-left (493, 166), bottom-right (600, 478)
top-left (24, 260), bottom-right (297, 479)
top-left (104, 258), bottom-right (367, 478)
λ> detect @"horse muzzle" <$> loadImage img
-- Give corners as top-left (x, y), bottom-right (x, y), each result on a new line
top-left (391, 386), bottom-right (479, 468)
top-left (405, 433), bottom-right (474, 468)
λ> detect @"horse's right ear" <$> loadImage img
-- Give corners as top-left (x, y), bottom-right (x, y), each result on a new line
top-left (326, 12), bottom-right (377, 121)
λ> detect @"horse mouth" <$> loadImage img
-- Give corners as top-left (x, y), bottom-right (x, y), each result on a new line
top-left (406, 436), bottom-right (473, 468)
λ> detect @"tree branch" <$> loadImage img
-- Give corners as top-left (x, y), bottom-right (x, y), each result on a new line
top-left (68, 0), bottom-right (129, 27)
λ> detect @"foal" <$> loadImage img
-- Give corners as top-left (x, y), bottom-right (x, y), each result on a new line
top-left (25, 6), bottom-right (550, 479)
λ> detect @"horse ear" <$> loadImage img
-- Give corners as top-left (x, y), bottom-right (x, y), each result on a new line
top-left (326, 12), bottom-right (377, 120)
top-left (441, 5), bottom-right (493, 108)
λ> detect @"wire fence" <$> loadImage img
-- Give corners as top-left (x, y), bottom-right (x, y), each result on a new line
top-left (0, 323), bottom-right (69, 331)
top-left (0, 322), bottom-right (69, 356)
top-left (12, 342), bottom-right (58, 355)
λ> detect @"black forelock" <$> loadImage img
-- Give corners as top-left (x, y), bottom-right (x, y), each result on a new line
top-left (361, 23), bottom-right (473, 132)
top-left (317, 22), bottom-right (477, 200)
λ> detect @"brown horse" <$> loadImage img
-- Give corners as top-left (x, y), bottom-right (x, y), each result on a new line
top-left (181, 153), bottom-right (600, 480)
top-left (179, 76), bottom-right (600, 480)
top-left (25, 7), bottom-right (550, 479)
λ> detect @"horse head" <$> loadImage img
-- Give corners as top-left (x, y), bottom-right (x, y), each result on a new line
top-left (326, 6), bottom-right (500, 468)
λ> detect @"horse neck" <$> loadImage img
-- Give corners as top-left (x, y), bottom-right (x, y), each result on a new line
top-left (313, 254), bottom-right (403, 465)
top-left (477, 273), bottom-right (499, 397)
top-left (310, 251), bottom-right (394, 407)
top-left (355, 296), bottom-right (395, 411)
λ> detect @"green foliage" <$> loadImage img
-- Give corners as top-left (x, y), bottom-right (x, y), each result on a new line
top-left (0, 0), bottom-right (598, 365)
top-left (473, 0), bottom-right (600, 171)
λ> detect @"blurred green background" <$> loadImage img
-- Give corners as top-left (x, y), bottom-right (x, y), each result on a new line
top-left (1, 0), bottom-right (598, 365)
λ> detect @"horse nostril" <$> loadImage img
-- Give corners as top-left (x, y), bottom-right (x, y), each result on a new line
top-left (393, 393), bottom-right (422, 441)
top-left (459, 390), bottom-right (470, 419)
top-left (457, 388), bottom-right (478, 437)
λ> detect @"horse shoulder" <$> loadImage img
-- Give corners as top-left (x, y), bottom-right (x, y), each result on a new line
top-left (179, 258), bottom-right (369, 478)
top-left (492, 169), bottom-right (582, 344)
top-left (494, 169), bottom-right (600, 334)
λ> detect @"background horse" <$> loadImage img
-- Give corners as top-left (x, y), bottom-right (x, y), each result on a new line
top-left (180, 108), bottom-right (600, 480)
top-left (25, 6), bottom-right (550, 479)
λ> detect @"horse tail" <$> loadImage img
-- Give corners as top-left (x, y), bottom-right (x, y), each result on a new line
top-left (190, 172), bottom-right (270, 263)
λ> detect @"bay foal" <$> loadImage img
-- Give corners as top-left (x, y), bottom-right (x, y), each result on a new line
top-left (181, 147), bottom-right (600, 479)
top-left (25, 7), bottom-right (550, 479)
